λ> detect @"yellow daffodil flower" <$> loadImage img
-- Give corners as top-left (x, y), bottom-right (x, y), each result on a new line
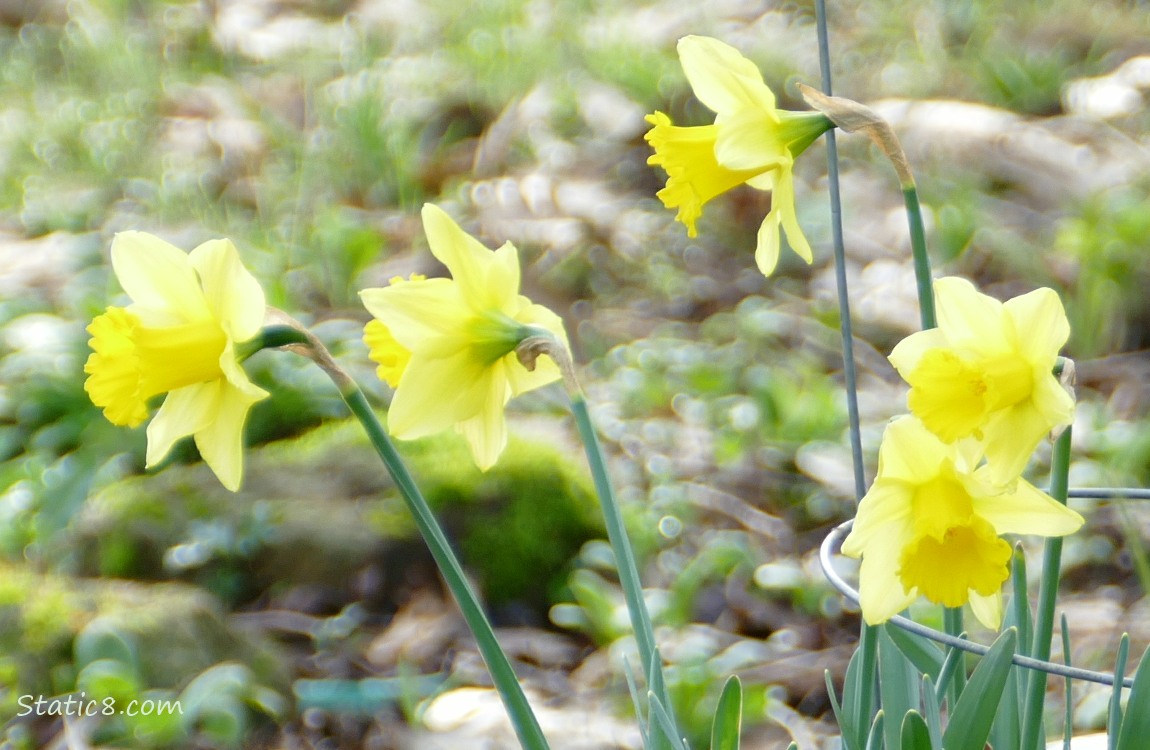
top-left (360, 204), bottom-right (569, 470)
top-left (842, 416), bottom-right (1083, 628)
top-left (84, 232), bottom-right (268, 492)
top-left (645, 35), bottom-right (833, 276)
top-left (889, 277), bottom-right (1075, 484)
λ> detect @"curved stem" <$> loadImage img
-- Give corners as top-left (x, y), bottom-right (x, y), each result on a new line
top-left (903, 185), bottom-right (937, 329)
top-left (570, 395), bottom-right (679, 737)
top-left (258, 318), bottom-right (550, 750)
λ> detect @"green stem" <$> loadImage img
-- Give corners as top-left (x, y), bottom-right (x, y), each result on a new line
top-left (341, 385), bottom-right (551, 750)
top-left (902, 184), bottom-right (937, 330)
top-left (942, 607), bottom-right (967, 707)
top-left (1020, 427), bottom-right (1073, 750)
top-left (569, 395), bottom-right (678, 732)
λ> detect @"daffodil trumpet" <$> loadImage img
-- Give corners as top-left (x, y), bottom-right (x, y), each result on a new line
top-left (645, 35), bottom-right (833, 276)
top-left (889, 276), bottom-right (1075, 484)
top-left (360, 203), bottom-right (570, 471)
top-left (83, 232), bottom-right (269, 492)
top-left (841, 416), bottom-right (1082, 629)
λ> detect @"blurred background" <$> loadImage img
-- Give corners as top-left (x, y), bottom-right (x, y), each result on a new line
top-left (1, 0), bottom-right (1150, 747)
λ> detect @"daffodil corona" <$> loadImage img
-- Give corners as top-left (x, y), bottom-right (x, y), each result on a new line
top-left (842, 416), bottom-right (1083, 628)
top-left (84, 232), bottom-right (268, 492)
top-left (645, 35), bottom-right (833, 276)
top-left (889, 276), bottom-right (1075, 484)
top-left (360, 204), bottom-right (569, 470)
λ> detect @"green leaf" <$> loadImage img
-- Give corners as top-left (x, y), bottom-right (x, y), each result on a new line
top-left (1115, 643), bottom-right (1150, 750)
top-left (1010, 544), bottom-right (1032, 657)
top-left (648, 692), bottom-right (688, 750)
top-left (942, 628), bottom-right (1018, 750)
top-left (1061, 614), bottom-right (1073, 750)
top-left (934, 642), bottom-right (964, 707)
top-left (884, 623), bottom-right (943, 681)
top-left (842, 624), bottom-right (878, 750)
top-left (865, 711), bottom-right (884, 750)
top-left (921, 675), bottom-right (942, 749)
top-left (879, 627), bottom-right (920, 750)
top-left (622, 658), bottom-right (650, 750)
top-left (710, 676), bottom-right (742, 750)
top-left (900, 710), bottom-right (934, 750)
top-left (1109, 634), bottom-right (1131, 750)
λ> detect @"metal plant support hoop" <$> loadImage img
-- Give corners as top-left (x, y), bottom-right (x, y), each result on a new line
top-left (819, 488), bottom-right (1150, 689)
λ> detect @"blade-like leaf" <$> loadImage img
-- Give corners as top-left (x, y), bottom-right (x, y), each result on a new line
top-left (842, 624), bottom-right (878, 750)
top-left (621, 657), bottom-right (650, 750)
top-left (1115, 643), bottom-right (1150, 750)
top-left (934, 641), bottom-right (964, 708)
top-left (648, 692), bottom-right (688, 750)
top-left (865, 711), bottom-right (884, 750)
top-left (1061, 614), bottom-right (1072, 750)
top-left (921, 675), bottom-right (942, 750)
top-left (1109, 634), bottom-right (1130, 750)
top-left (1010, 544), bottom-right (1032, 657)
top-left (879, 627), bottom-right (920, 750)
top-left (901, 710), bottom-right (934, 750)
top-left (710, 676), bottom-right (742, 750)
top-left (884, 623), bottom-right (943, 681)
top-left (942, 628), bottom-right (1018, 750)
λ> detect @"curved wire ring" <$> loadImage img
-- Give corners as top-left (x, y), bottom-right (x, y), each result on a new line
top-left (819, 488), bottom-right (1149, 689)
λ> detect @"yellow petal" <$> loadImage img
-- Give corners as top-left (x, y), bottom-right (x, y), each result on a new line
top-left (386, 345), bottom-right (497, 439)
top-left (971, 472), bottom-right (1084, 537)
top-left (421, 204), bottom-right (514, 313)
top-left (193, 376), bottom-right (265, 492)
top-left (933, 276), bottom-right (1010, 354)
top-left (676, 35), bottom-right (775, 116)
top-left (753, 209), bottom-right (782, 276)
top-left (968, 590), bottom-right (1003, 630)
top-left (979, 401), bottom-right (1058, 485)
top-left (713, 106), bottom-right (786, 171)
top-left (145, 381), bottom-right (219, 469)
top-left (888, 328), bottom-right (949, 378)
top-left (112, 232), bottom-right (212, 325)
top-left (360, 278), bottom-right (467, 351)
top-left (455, 366), bottom-right (511, 471)
top-left (1002, 286), bottom-right (1069, 367)
top-left (855, 528), bottom-right (917, 625)
top-left (773, 166), bottom-right (813, 264)
top-left (189, 238), bottom-right (266, 343)
top-left (874, 416), bottom-right (950, 484)
top-left (842, 480), bottom-right (912, 558)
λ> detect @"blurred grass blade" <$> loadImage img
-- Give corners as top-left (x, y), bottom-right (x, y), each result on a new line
top-left (825, 669), bottom-right (845, 728)
top-left (941, 628), bottom-right (1017, 750)
top-left (1109, 633), bottom-right (1130, 750)
top-left (884, 623), bottom-right (942, 681)
top-left (879, 626), bottom-right (919, 750)
top-left (1114, 642), bottom-right (1150, 750)
top-left (900, 710), bottom-right (934, 750)
top-left (710, 676), bottom-right (742, 750)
